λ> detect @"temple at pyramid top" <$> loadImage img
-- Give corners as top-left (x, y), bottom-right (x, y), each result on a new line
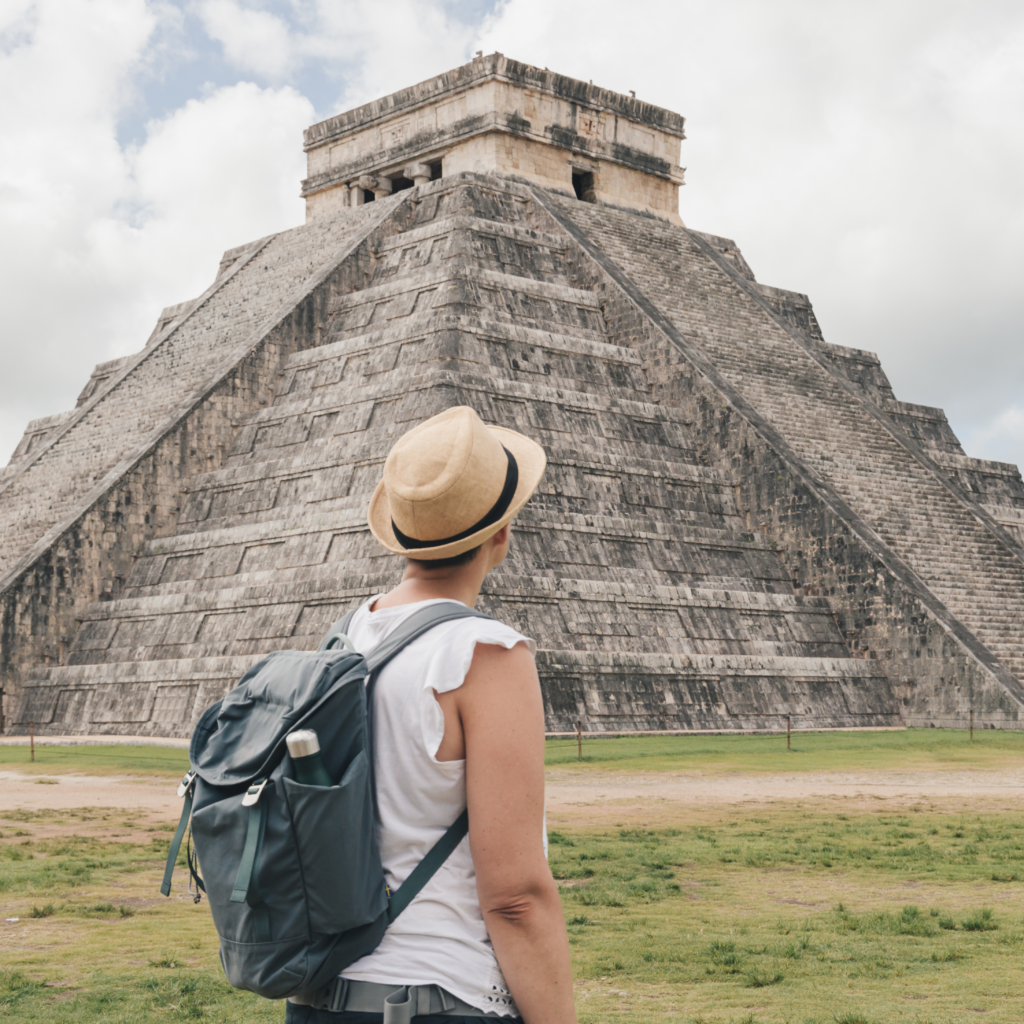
top-left (300, 52), bottom-right (686, 223)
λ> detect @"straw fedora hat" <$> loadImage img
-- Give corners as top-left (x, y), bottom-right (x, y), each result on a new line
top-left (367, 406), bottom-right (547, 559)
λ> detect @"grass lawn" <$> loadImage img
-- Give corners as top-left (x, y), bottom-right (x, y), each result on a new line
top-left (5, 726), bottom-right (1022, 778)
top-left (2, 730), bottom-right (1023, 1022)
top-left (545, 726), bottom-right (1024, 774)
top-left (0, 744), bottom-right (190, 777)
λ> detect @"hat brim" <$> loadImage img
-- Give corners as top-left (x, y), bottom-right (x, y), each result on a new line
top-left (367, 425), bottom-right (547, 559)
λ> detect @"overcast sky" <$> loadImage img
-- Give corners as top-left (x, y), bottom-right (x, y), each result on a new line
top-left (1, 0), bottom-right (1022, 473)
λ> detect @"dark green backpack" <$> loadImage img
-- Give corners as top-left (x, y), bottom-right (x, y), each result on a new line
top-left (160, 603), bottom-right (489, 999)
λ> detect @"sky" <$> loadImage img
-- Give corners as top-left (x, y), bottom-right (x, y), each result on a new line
top-left (1, 0), bottom-right (1022, 472)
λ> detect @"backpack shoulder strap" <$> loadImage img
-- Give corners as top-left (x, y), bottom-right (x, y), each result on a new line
top-left (317, 608), bottom-right (360, 651)
top-left (388, 809), bottom-right (468, 923)
top-left (364, 603), bottom-right (492, 674)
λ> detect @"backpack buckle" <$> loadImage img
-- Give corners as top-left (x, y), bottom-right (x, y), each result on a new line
top-left (242, 778), bottom-right (268, 807)
top-left (176, 770), bottom-right (196, 798)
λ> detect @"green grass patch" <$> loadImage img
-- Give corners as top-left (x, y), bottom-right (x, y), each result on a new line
top-left (549, 811), bottom-right (1024, 888)
top-left (0, 744), bottom-right (189, 777)
top-left (552, 806), bottom-right (1024, 1020)
top-left (546, 726), bottom-right (1024, 773)
top-left (0, 818), bottom-right (176, 897)
top-left (3, 728), bottom-right (1016, 779)
top-left (2, 807), bottom-right (1022, 1021)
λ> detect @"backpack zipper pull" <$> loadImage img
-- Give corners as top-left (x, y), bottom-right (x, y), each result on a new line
top-left (242, 778), bottom-right (269, 807)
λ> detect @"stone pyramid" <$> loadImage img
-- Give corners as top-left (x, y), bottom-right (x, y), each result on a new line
top-left (3, 54), bottom-right (1023, 737)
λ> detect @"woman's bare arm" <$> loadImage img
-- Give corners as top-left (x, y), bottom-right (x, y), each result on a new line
top-left (456, 641), bottom-right (577, 1024)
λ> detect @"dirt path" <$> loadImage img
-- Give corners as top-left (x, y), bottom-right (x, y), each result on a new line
top-left (3, 766), bottom-right (1022, 824)
top-left (545, 767), bottom-right (1024, 826)
top-left (0, 772), bottom-right (182, 815)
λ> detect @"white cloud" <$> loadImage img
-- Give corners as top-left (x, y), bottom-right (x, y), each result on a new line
top-left (302, 0), bottom-right (478, 112)
top-left (193, 0), bottom-right (296, 80)
top-left (94, 80), bottom-right (312, 350)
top-left (0, 0), bottom-right (156, 455)
top-left (189, 0), bottom-right (481, 116)
top-left (965, 406), bottom-right (1024, 466)
top-left (0, 0), bottom-right (312, 462)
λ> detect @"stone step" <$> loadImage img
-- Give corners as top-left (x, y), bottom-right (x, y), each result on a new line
top-left (176, 438), bottom-right (724, 505)
top-left (186, 471), bottom-right (740, 539)
top-left (373, 212), bottom-right (569, 255)
top-left (146, 502), bottom-right (764, 562)
top-left (278, 345), bottom-right (651, 411)
top-left (119, 503), bottom-right (789, 604)
top-left (226, 367), bottom-right (695, 463)
top-left (18, 646), bottom-right (894, 738)
top-left (280, 320), bottom-right (646, 399)
top-left (97, 572), bottom-right (831, 621)
top-left (69, 569), bottom-right (847, 667)
top-left (175, 436), bottom-right (734, 537)
top-left (286, 314), bottom-right (638, 378)
top-left (329, 263), bottom-right (602, 315)
top-left (327, 260), bottom-right (609, 342)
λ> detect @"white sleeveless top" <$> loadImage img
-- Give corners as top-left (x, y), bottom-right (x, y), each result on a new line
top-left (338, 597), bottom-right (534, 1016)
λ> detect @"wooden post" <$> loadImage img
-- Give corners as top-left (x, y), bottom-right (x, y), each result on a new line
top-left (577, 720), bottom-right (582, 762)
top-left (970, 708), bottom-right (974, 742)
top-left (786, 716), bottom-right (791, 750)
top-left (29, 722), bottom-right (35, 762)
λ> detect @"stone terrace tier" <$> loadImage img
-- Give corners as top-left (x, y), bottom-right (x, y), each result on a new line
top-left (539, 190), bottom-right (1024, 725)
top-left (0, 201), bottom-right (390, 578)
top-left (12, 177), bottom-right (899, 735)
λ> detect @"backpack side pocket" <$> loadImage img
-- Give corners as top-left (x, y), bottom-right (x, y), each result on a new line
top-left (282, 750), bottom-right (387, 935)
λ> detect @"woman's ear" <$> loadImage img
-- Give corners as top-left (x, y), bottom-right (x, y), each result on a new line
top-left (487, 523), bottom-right (511, 568)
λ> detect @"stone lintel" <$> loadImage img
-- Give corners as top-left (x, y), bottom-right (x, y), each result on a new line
top-left (301, 53), bottom-right (687, 223)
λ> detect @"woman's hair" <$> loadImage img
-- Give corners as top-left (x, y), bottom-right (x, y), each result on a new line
top-left (407, 545), bottom-right (481, 570)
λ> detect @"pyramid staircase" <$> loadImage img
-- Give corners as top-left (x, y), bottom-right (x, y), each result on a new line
top-left (540, 193), bottom-right (1024, 722)
top-left (12, 178), bottom-right (897, 736)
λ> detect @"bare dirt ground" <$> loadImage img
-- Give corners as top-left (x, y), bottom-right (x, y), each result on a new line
top-left (545, 767), bottom-right (1024, 827)
top-left (4, 766), bottom-right (1022, 826)
top-left (0, 772), bottom-right (182, 816)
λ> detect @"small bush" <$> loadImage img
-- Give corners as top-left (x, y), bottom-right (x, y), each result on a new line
top-left (837, 904), bottom-right (937, 937)
top-left (29, 903), bottom-right (55, 918)
top-left (708, 939), bottom-right (737, 960)
top-left (962, 908), bottom-right (998, 932)
top-left (746, 969), bottom-right (784, 988)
